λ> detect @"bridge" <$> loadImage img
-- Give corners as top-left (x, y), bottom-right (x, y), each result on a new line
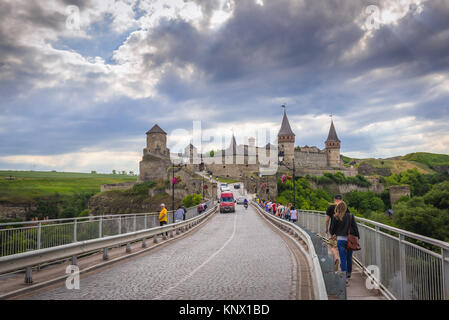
top-left (0, 181), bottom-right (448, 300)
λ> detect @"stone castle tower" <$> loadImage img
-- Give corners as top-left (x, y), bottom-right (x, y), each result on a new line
top-left (325, 120), bottom-right (341, 167)
top-left (139, 124), bottom-right (171, 182)
top-left (277, 109), bottom-right (295, 165)
top-left (145, 124), bottom-right (169, 157)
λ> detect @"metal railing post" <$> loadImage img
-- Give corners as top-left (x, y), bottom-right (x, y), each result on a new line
top-left (442, 248), bottom-right (449, 300)
top-left (375, 226), bottom-right (381, 278)
top-left (118, 217), bottom-right (122, 235)
top-left (37, 222), bottom-right (41, 250)
top-left (144, 214), bottom-right (147, 229)
top-left (99, 217), bottom-right (102, 238)
top-left (399, 234), bottom-right (407, 300)
top-left (25, 266), bottom-right (33, 284)
top-left (73, 219), bottom-right (77, 242)
top-left (133, 215), bottom-right (136, 232)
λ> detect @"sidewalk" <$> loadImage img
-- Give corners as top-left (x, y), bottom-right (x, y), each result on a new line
top-left (325, 241), bottom-right (386, 300)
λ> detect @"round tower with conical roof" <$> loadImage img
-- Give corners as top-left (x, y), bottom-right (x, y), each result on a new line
top-left (325, 120), bottom-right (342, 167)
top-left (277, 109), bottom-right (295, 165)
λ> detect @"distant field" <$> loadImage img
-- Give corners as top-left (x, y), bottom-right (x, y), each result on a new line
top-left (0, 171), bottom-right (137, 203)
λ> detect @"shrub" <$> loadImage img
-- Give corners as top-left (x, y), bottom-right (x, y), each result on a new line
top-left (182, 194), bottom-right (202, 208)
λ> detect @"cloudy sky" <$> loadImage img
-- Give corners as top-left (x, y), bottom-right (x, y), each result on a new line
top-left (0, 0), bottom-right (448, 173)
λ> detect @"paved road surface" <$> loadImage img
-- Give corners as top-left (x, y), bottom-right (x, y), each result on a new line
top-left (25, 190), bottom-right (301, 300)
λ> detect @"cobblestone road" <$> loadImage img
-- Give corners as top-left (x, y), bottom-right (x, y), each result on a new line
top-left (25, 199), bottom-right (300, 300)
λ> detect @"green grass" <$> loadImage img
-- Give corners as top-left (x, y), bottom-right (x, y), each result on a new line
top-left (355, 158), bottom-right (435, 174)
top-left (0, 170), bottom-right (137, 203)
top-left (402, 152), bottom-right (449, 168)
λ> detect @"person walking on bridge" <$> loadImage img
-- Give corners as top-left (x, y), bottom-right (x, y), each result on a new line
top-left (290, 206), bottom-right (297, 223)
top-left (159, 203), bottom-right (168, 237)
top-left (329, 201), bottom-right (360, 285)
top-left (175, 205), bottom-right (185, 223)
top-left (325, 195), bottom-right (343, 269)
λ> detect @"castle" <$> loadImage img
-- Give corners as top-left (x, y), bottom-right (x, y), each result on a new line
top-left (138, 111), bottom-right (356, 183)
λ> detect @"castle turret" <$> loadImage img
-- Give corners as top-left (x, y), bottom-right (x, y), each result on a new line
top-left (145, 124), bottom-right (169, 157)
top-left (325, 120), bottom-right (342, 167)
top-left (277, 109), bottom-right (295, 165)
top-left (139, 124), bottom-right (171, 182)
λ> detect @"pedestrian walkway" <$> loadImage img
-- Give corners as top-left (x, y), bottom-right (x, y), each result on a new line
top-left (324, 242), bottom-right (386, 300)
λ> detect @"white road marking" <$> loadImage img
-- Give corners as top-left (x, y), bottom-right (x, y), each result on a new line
top-left (153, 211), bottom-right (238, 300)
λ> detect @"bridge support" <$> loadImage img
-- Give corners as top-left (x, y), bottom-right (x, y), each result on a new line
top-left (25, 266), bottom-right (33, 284)
top-left (142, 238), bottom-right (147, 248)
top-left (153, 235), bottom-right (158, 243)
top-left (170, 230), bottom-right (174, 238)
top-left (71, 256), bottom-right (77, 266)
top-left (103, 248), bottom-right (109, 260)
top-left (176, 228), bottom-right (180, 235)
top-left (126, 242), bottom-right (131, 253)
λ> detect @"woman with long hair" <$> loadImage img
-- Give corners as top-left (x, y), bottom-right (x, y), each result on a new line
top-left (329, 201), bottom-right (360, 285)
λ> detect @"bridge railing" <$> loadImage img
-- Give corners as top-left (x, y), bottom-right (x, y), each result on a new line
top-left (297, 209), bottom-right (449, 300)
top-left (0, 199), bottom-right (213, 257)
top-left (0, 203), bottom-right (217, 288)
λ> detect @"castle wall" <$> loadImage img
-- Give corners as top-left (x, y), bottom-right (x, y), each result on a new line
top-left (389, 185), bottom-right (411, 204)
top-left (296, 167), bottom-right (358, 177)
top-left (139, 154), bottom-right (171, 182)
top-left (295, 150), bottom-right (328, 168)
top-left (309, 178), bottom-right (384, 195)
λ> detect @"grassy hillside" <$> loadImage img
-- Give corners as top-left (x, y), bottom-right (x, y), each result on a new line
top-left (356, 158), bottom-right (435, 174)
top-left (402, 152), bottom-right (449, 168)
top-left (0, 170), bottom-right (137, 203)
top-left (342, 152), bottom-right (446, 175)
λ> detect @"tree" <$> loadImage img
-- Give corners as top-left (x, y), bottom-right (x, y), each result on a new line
top-left (384, 169), bottom-right (431, 197)
top-left (423, 181), bottom-right (449, 210)
top-left (112, 170), bottom-right (116, 174)
top-left (393, 197), bottom-right (449, 241)
top-left (59, 206), bottom-right (77, 219)
top-left (182, 194), bottom-right (202, 208)
top-left (344, 191), bottom-right (385, 216)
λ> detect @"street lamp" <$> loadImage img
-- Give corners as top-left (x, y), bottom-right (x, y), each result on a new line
top-left (172, 160), bottom-right (186, 223)
top-left (278, 151), bottom-right (296, 208)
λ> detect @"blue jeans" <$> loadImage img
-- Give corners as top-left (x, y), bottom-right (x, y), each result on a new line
top-left (337, 240), bottom-right (353, 277)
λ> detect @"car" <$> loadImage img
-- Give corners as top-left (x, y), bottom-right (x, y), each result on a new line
top-left (233, 184), bottom-right (240, 189)
top-left (219, 192), bottom-right (235, 213)
top-left (219, 183), bottom-right (228, 191)
top-left (236, 196), bottom-right (246, 204)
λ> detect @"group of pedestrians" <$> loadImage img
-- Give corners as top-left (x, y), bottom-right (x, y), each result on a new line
top-left (325, 194), bottom-right (360, 286)
top-left (257, 194), bottom-right (360, 287)
top-left (256, 198), bottom-right (298, 223)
